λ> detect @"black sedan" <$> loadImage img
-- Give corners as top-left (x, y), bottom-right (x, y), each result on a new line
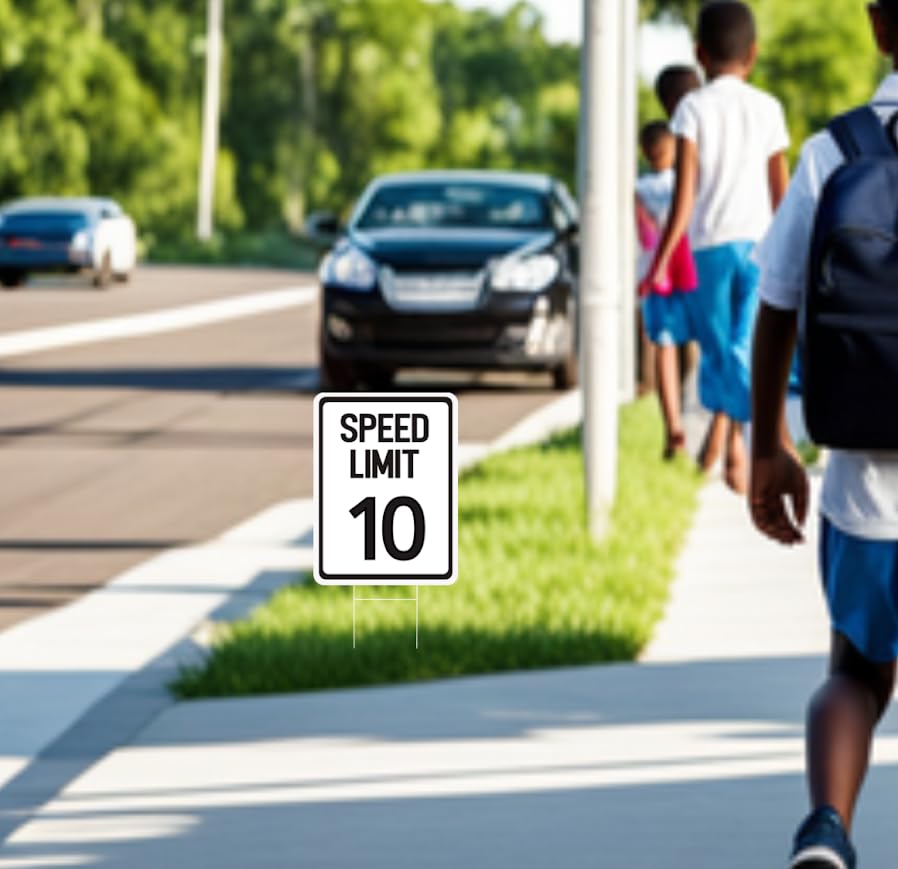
top-left (318, 170), bottom-right (579, 390)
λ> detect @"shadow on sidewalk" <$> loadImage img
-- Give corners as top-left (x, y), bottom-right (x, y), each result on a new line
top-left (5, 654), bottom-right (898, 867)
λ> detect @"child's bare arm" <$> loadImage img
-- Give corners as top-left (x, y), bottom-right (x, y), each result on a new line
top-left (768, 152), bottom-right (790, 211)
top-left (645, 136), bottom-right (697, 288)
top-left (749, 302), bottom-right (808, 545)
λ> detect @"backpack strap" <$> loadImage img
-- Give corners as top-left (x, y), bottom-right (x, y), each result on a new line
top-left (829, 107), bottom-right (897, 161)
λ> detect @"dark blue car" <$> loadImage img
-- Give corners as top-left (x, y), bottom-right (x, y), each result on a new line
top-left (0, 197), bottom-right (137, 289)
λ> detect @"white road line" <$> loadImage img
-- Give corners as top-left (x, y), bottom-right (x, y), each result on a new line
top-left (0, 285), bottom-right (317, 360)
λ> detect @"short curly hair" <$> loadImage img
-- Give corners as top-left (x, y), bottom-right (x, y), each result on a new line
top-left (640, 121), bottom-right (673, 156)
top-left (655, 66), bottom-right (702, 115)
top-left (697, 1), bottom-right (756, 65)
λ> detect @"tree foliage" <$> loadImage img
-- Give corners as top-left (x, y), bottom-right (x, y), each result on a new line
top-left (0, 0), bottom-right (888, 250)
top-left (0, 0), bottom-right (578, 245)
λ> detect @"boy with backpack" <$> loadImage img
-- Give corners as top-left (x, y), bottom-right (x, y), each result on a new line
top-left (751, 3), bottom-right (898, 866)
top-left (645, 0), bottom-right (790, 493)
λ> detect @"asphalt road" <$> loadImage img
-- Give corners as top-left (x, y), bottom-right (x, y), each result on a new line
top-left (0, 265), bottom-right (563, 631)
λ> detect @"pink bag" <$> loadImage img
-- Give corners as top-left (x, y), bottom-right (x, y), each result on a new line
top-left (635, 200), bottom-right (697, 297)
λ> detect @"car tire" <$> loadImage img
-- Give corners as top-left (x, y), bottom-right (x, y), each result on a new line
top-left (552, 351), bottom-right (579, 391)
top-left (320, 340), bottom-right (359, 391)
top-left (0, 269), bottom-right (25, 289)
top-left (113, 270), bottom-right (131, 284)
top-left (93, 252), bottom-right (112, 289)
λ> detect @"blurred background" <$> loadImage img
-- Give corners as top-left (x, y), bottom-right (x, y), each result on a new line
top-left (0, 0), bottom-right (883, 270)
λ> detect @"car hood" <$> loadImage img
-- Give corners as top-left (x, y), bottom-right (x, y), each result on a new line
top-left (348, 227), bottom-right (556, 270)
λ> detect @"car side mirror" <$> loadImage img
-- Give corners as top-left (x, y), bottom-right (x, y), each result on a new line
top-left (305, 211), bottom-right (342, 245)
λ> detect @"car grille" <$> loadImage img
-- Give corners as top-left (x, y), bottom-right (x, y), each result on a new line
top-left (379, 267), bottom-right (484, 312)
top-left (369, 322), bottom-right (501, 349)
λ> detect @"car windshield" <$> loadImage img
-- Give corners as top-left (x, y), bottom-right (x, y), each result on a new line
top-left (3, 212), bottom-right (89, 235)
top-left (356, 183), bottom-right (551, 231)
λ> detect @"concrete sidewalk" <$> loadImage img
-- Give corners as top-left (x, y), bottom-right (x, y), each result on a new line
top-left (6, 472), bottom-right (897, 867)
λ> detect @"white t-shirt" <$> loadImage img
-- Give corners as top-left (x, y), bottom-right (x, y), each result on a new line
top-left (635, 168), bottom-right (674, 281)
top-left (636, 168), bottom-right (675, 225)
top-left (671, 75), bottom-right (790, 251)
top-left (755, 73), bottom-right (898, 541)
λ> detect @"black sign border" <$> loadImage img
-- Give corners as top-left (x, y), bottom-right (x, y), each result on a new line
top-left (317, 395), bottom-right (454, 582)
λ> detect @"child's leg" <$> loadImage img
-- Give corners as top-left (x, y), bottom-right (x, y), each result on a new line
top-left (723, 419), bottom-right (748, 494)
top-left (717, 244), bottom-right (760, 493)
top-left (801, 519), bottom-right (898, 854)
top-left (655, 343), bottom-right (684, 458)
top-left (685, 247), bottom-right (736, 466)
top-left (638, 308), bottom-right (656, 394)
top-left (642, 295), bottom-right (688, 457)
top-left (680, 340), bottom-right (700, 387)
top-left (807, 631), bottom-right (896, 830)
top-left (725, 242), bottom-right (762, 424)
top-left (698, 412), bottom-right (727, 472)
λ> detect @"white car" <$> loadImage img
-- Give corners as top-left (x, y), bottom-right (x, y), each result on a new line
top-left (0, 196), bottom-right (137, 288)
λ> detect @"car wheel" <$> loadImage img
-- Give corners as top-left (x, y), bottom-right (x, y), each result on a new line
top-left (93, 252), bottom-right (112, 289)
top-left (319, 340), bottom-right (359, 391)
top-left (0, 269), bottom-right (25, 289)
top-left (113, 270), bottom-right (131, 284)
top-left (552, 350), bottom-right (579, 391)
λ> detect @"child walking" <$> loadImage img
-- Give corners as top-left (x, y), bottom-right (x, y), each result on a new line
top-left (751, 3), bottom-right (898, 866)
top-left (636, 120), bottom-right (698, 459)
top-left (646, 0), bottom-right (790, 493)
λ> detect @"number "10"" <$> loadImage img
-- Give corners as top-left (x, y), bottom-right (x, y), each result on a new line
top-left (349, 496), bottom-right (426, 561)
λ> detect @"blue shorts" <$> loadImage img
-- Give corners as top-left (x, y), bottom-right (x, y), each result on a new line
top-left (642, 293), bottom-right (693, 347)
top-left (686, 242), bottom-right (760, 422)
top-left (821, 517), bottom-right (898, 663)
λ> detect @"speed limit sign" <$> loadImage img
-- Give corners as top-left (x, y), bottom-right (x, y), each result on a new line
top-left (313, 394), bottom-right (458, 585)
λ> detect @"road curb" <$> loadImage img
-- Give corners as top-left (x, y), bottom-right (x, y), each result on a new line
top-left (459, 389), bottom-right (581, 471)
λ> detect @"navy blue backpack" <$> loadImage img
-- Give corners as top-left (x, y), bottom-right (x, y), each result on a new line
top-left (803, 106), bottom-right (898, 449)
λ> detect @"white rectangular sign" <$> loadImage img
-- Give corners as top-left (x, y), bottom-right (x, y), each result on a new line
top-left (314, 394), bottom-right (458, 585)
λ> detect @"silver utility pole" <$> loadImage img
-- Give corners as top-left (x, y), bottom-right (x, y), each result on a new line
top-left (580, 0), bottom-right (623, 540)
top-left (618, 0), bottom-right (638, 403)
top-left (197, 0), bottom-right (223, 241)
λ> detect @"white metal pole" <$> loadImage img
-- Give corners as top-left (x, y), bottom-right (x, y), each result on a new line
top-left (580, 0), bottom-right (622, 541)
top-left (576, 4), bottom-right (589, 205)
top-left (618, 0), bottom-right (638, 403)
top-left (197, 0), bottom-right (223, 241)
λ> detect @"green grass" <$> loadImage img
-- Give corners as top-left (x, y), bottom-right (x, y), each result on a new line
top-left (174, 399), bottom-right (703, 698)
top-left (147, 231), bottom-right (321, 271)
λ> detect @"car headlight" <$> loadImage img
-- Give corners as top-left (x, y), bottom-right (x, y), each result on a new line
top-left (70, 229), bottom-right (92, 252)
top-left (320, 244), bottom-right (377, 292)
top-left (491, 254), bottom-right (560, 293)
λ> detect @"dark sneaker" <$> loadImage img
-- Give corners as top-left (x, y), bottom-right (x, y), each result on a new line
top-left (789, 806), bottom-right (856, 869)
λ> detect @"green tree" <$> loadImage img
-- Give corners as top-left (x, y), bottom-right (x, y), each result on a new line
top-left (753, 1), bottom-right (881, 157)
top-left (0, 0), bottom-right (586, 248)
top-left (428, 1), bottom-right (578, 185)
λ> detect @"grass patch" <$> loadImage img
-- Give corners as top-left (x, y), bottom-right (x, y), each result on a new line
top-left (174, 398), bottom-right (703, 698)
top-left (147, 231), bottom-right (321, 271)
